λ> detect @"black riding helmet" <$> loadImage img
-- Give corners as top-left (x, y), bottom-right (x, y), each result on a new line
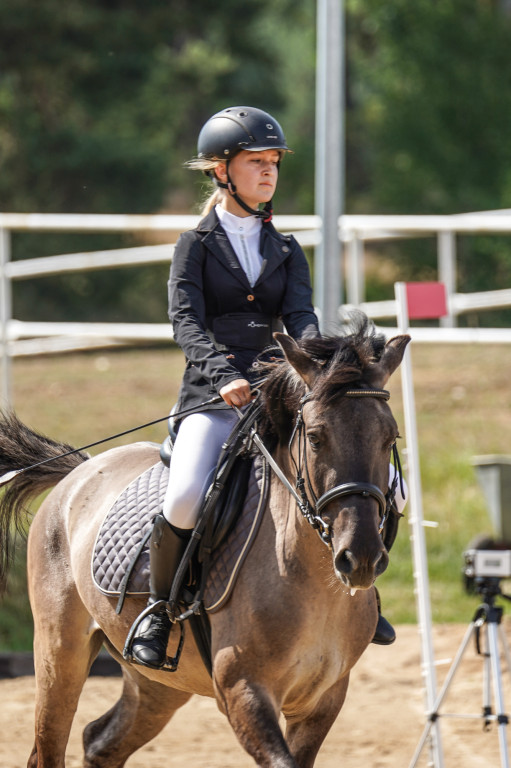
top-left (197, 106), bottom-right (292, 220)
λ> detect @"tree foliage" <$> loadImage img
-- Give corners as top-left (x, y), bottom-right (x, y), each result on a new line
top-left (1, 0), bottom-right (315, 321)
top-left (0, 0), bottom-right (299, 215)
top-left (348, 0), bottom-right (511, 215)
top-left (347, 0), bottom-right (511, 318)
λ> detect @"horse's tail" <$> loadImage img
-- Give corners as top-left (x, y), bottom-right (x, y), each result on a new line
top-left (0, 410), bottom-right (89, 589)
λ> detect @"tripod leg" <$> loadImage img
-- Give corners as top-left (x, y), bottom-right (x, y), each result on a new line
top-left (408, 621), bottom-right (477, 768)
top-left (481, 622), bottom-right (493, 730)
top-left (498, 623), bottom-right (511, 677)
top-left (487, 620), bottom-right (510, 768)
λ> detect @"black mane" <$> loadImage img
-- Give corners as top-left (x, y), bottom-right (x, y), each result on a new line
top-left (258, 313), bottom-right (386, 444)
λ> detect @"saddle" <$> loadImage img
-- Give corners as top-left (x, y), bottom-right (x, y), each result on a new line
top-left (92, 402), bottom-right (269, 673)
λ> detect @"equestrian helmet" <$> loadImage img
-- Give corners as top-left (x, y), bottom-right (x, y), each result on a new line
top-left (197, 106), bottom-right (291, 159)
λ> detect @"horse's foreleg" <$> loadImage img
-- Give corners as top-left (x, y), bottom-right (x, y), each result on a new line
top-left (284, 675), bottom-right (350, 768)
top-left (214, 672), bottom-right (298, 768)
top-left (83, 666), bottom-right (192, 768)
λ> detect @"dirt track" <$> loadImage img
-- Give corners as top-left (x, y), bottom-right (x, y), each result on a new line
top-left (1, 624), bottom-right (509, 767)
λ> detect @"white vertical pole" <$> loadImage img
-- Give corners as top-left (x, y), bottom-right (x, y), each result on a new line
top-left (314, 0), bottom-right (343, 331)
top-left (347, 234), bottom-right (365, 306)
top-left (0, 228), bottom-right (11, 407)
top-left (394, 282), bottom-right (444, 768)
top-left (438, 231), bottom-right (456, 329)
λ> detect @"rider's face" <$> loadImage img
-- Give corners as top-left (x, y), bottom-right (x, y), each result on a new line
top-left (216, 149), bottom-right (280, 215)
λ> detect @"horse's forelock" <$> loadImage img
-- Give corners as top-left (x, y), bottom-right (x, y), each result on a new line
top-left (313, 330), bottom-right (383, 404)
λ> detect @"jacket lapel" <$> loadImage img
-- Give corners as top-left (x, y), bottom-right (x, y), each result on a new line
top-left (196, 210), bottom-right (291, 290)
top-left (198, 210), bottom-right (252, 291)
top-left (254, 224), bottom-right (291, 286)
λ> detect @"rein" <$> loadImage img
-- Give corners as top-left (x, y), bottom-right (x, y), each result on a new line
top-left (243, 386), bottom-right (402, 549)
top-left (0, 396), bottom-right (224, 487)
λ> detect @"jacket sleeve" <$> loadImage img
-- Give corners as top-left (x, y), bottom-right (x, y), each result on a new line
top-left (168, 232), bottom-right (245, 393)
top-left (280, 237), bottom-right (320, 339)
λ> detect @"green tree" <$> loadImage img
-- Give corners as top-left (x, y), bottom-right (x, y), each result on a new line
top-left (1, 0), bottom-right (307, 322)
top-left (348, 0), bottom-right (511, 215)
top-left (346, 0), bottom-right (511, 321)
top-left (0, 0), bottom-right (294, 215)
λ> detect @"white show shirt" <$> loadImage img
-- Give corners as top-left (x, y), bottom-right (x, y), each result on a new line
top-left (215, 205), bottom-right (263, 287)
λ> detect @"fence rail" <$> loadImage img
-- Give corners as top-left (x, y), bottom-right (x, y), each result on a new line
top-left (2, 210), bottom-right (511, 404)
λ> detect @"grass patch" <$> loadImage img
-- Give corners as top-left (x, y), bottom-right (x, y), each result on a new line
top-left (1, 341), bottom-right (510, 649)
top-left (0, 537), bottom-right (34, 650)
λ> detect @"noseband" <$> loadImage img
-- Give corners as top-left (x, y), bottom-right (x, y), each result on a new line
top-left (289, 387), bottom-right (402, 548)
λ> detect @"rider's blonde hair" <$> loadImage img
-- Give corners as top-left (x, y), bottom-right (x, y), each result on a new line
top-left (186, 156), bottom-right (226, 216)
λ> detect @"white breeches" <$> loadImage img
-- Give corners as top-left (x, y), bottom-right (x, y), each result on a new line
top-left (162, 409), bottom-right (408, 530)
top-left (162, 409), bottom-right (239, 529)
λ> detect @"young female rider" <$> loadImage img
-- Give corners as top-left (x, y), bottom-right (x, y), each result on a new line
top-left (131, 106), bottom-right (398, 669)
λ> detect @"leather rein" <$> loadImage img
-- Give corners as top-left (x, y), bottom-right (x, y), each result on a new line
top-left (241, 386), bottom-right (403, 550)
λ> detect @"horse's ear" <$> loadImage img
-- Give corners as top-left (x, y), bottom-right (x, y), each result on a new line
top-left (274, 332), bottom-right (322, 389)
top-left (366, 334), bottom-right (411, 388)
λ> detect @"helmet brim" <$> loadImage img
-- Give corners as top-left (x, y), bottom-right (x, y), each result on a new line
top-left (242, 144), bottom-right (293, 154)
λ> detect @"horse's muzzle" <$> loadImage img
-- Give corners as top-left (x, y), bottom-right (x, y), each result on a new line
top-left (334, 545), bottom-right (389, 589)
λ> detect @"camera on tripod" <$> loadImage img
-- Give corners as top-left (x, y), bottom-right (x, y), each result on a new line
top-left (417, 455), bottom-right (511, 768)
top-left (465, 455), bottom-right (511, 596)
top-left (463, 548), bottom-right (511, 595)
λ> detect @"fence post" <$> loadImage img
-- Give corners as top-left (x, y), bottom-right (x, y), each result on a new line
top-left (346, 233), bottom-right (365, 307)
top-left (0, 227), bottom-right (12, 407)
top-left (437, 231), bottom-right (456, 328)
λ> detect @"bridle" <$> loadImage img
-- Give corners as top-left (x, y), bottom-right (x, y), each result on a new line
top-left (246, 386), bottom-right (403, 550)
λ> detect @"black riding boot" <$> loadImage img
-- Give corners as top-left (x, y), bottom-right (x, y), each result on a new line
top-left (371, 500), bottom-right (401, 646)
top-left (131, 514), bottom-right (188, 668)
top-left (371, 587), bottom-right (396, 645)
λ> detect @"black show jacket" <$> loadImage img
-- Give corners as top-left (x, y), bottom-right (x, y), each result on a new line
top-left (169, 207), bottom-right (319, 413)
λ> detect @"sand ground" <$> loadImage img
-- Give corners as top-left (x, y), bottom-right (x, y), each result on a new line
top-left (1, 623), bottom-right (511, 767)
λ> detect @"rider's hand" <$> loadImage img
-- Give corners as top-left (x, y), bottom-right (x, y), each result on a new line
top-left (219, 379), bottom-right (252, 408)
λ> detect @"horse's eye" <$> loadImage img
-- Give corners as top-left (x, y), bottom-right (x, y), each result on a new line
top-left (307, 433), bottom-right (321, 450)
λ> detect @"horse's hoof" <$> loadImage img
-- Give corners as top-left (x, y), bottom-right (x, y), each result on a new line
top-left (371, 614), bottom-right (396, 645)
top-left (131, 612), bottom-right (172, 668)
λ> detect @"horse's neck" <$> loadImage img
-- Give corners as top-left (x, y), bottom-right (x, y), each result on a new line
top-left (266, 445), bottom-right (327, 572)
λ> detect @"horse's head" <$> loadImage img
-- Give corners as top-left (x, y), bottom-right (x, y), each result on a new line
top-left (261, 315), bottom-right (410, 591)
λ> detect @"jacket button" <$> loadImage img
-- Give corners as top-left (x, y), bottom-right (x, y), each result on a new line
top-left (247, 294), bottom-right (255, 301)
top-left (282, 245), bottom-right (290, 253)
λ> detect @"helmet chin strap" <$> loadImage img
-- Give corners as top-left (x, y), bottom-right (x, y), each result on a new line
top-left (209, 162), bottom-right (274, 222)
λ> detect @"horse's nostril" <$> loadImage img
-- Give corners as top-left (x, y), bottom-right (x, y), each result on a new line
top-left (375, 549), bottom-right (389, 576)
top-left (335, 549), bottom-right (358, 575)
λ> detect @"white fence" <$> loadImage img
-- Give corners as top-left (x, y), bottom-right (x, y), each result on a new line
top-left (2, 210), bottom-right (511, 404)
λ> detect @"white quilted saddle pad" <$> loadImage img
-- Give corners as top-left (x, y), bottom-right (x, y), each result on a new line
top-left (92, 455), bottom-right (268, 613)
